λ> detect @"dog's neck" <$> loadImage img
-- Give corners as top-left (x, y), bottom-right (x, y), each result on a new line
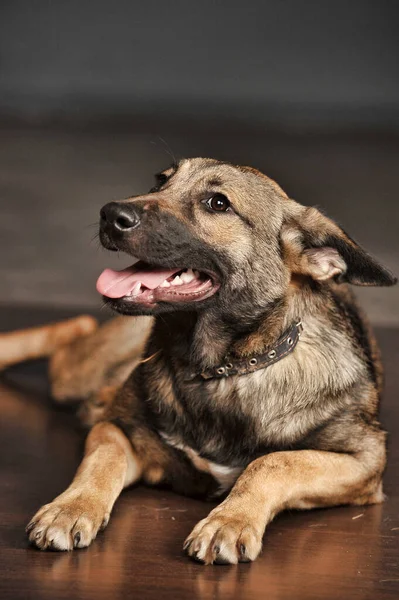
top-left (183, 280), bottom-right (326, 370)
top-left (190, 313), bottom-right (287, 370)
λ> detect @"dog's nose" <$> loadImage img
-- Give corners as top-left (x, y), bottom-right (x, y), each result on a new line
top-left (100, 202), bottom-right (140, 232)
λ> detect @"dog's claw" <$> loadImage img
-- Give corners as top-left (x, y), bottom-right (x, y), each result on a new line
top-left (183, 538), bottom-right (192, 552)
top-left (100, 514), bottom-right (110, 530)
top-left (25, 521), bottom-right (36, 533)
top-left (238, 543), bottom-right (250, 562)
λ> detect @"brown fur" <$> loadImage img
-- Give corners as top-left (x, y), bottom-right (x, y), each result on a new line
top-left (1, 157), bottom-right (395, 564)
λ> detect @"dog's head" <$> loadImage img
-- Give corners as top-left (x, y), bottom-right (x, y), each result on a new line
top-left (97, 158), bottom-right (396, 319)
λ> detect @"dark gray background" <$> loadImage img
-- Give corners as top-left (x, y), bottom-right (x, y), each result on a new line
top-left (0, 0), bottom-right (398, 325)
top-left (1, 0), bottom-right (399, 129)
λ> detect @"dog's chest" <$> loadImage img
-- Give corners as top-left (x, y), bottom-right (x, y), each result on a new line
top-left (148, 368), bottom-right (284, 471)
top-left (148, 346), bottom-right (356, 470)
top-left (159, 432), bottom-right (244, 494)
top-left (145, 314), bottom-right (366, 484)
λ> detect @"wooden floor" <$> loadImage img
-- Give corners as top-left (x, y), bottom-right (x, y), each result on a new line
top-left (0, 306), bottom-right (399, 600)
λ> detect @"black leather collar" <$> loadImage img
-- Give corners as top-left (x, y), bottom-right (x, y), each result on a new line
top-left (200, 320), bottom-right (303, 380)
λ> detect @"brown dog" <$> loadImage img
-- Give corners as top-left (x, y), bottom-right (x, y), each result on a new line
top-left (1, 158), bottom-right (396, 564)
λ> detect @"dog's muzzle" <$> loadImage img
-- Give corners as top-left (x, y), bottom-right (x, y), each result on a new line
top-left (100, 202), bottom-right (141, 236)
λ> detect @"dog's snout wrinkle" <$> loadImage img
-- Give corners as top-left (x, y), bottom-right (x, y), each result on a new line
top-left (100, 202), bottom-right (140, 233)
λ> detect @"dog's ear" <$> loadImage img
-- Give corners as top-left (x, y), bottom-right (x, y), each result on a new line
top-left (282, 206), bottom-right (397, 286)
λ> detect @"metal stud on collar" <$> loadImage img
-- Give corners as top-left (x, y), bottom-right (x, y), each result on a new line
top-left (296, 319), bottom-right (303, 335)
top-left (200, 319), bottom-right (303, 381)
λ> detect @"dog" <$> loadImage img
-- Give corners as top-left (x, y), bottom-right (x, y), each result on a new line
top-left (1, 157), bottom-right (396, 565)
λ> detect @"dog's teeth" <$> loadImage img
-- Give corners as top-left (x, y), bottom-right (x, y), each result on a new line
top-left (181, 270), bottom-right (195, 283)
top-left (160, 279), bottom-right (171, 288)
top-left (130, 281), bottom-right (141, 296)
top-left (171, 275), bottom-right (183, 286)
top-left (193, 270), bottom-right (200, 278)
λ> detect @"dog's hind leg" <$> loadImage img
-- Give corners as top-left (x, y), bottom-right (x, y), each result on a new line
top-left (0, 315), bottom-right (98, 372)
top-left (0, 314), bottom-right (153, 414)
top-left (49, 316), bottom-right (153, 406)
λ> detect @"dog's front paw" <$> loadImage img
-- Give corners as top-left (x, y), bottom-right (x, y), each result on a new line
top-left (184, 506), bottom-right (263, 565)
top-left (26, 493), bottom-right (109, 551)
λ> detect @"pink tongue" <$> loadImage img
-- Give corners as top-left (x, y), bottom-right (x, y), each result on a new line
top-left (96, 265), bottom-right (180, 298)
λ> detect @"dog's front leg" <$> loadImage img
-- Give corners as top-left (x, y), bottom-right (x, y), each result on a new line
top-left (184, 445), bottom-right (385, 565)
top-left (26, 422), bottom-right (140, 550)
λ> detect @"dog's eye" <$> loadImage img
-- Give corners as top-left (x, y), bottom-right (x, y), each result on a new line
top-left (149, 172), bottom-right (169, 193)
top-left (156, 173), bottom-right (168, 186)
top-left (205, 194), bottom-right (231, 213)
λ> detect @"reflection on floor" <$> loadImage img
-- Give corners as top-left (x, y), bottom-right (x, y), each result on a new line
top-left (0, 306), bottom-right (399, 600)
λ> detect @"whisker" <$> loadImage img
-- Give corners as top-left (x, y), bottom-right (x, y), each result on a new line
top-left (90, 233), bottom-right (102, 249)
top-left (99, 300), bottom-right (111, 312)
top-left (150, 136), bottom-right (179, 165)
